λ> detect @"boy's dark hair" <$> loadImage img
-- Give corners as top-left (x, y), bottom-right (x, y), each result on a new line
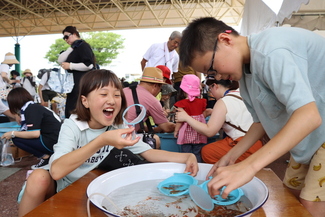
top-left (62, 26), bottom-right (80, 38)
top-left (74, 69), bottom-right (127, 125)
top-left (7, 87), bottom-right (34, 115)
top-left (179, 17), bottom-right (239, 67)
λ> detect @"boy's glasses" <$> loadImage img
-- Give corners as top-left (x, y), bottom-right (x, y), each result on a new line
top-left (207, 39), bottom-right (218, 73)
top-left (63, 33), bottom-right (72, 40)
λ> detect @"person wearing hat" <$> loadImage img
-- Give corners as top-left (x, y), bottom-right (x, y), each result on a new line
top-left (21, 69), bottom-right (37, 99)
top-left (160, 81), bottom-right (177, 121)
top-left (173, 74), bottom-right (208, 162)
top-left (0, 52), bottom-right (20, 102)
top-left (141, 31), bottom-right (181, 80)
top-left (175, 74), bottom-right (262, 164)
top-left (123, 67), bottom-right (175, 134)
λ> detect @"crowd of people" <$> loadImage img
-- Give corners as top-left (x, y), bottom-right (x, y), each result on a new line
top-left (0, 18), bottom-right (324, 217)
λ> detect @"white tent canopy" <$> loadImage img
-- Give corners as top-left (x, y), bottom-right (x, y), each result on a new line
top-left (240, 0), bottom-right (310, 36)
top-left (282, 0), bottom-right (325, 31)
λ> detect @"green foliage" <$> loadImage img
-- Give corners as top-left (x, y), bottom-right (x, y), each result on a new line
top-left (44, 32), bottom-right (125, 66)
top-left (44, 39), bottom-right (69, 65)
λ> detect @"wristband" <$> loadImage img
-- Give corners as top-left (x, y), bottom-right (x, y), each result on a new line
top-left (11, 131), bottom-right (15, 138)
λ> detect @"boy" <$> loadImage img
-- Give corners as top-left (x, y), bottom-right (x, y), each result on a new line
top-left (179, 17), bottom-right (325, 217)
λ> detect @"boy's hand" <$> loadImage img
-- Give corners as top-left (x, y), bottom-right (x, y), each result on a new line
top-left (207, 162), bottom-right (256, 200)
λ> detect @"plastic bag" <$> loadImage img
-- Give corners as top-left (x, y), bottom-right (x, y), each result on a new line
top-left (0, 139), bottom-right (14, 166)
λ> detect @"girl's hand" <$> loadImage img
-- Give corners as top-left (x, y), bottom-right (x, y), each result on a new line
top-left (101, 127), bottom-right (140, 149)
top-left (175, 108), bottom-right (188, 123)
top-left (174, 131), bottom-right (178, 138)
top-left (184, 153), bottom-right (199, 176)
top-left (2, 132), bottom-right (11, 140)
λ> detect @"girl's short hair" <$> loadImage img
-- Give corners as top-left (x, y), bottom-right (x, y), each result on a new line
top-left (62, 26), bottom-right (80, 38)
top-left (74, 69), bottom-right (126, 125)
top-left (7, 87), bottom-right (34, 115)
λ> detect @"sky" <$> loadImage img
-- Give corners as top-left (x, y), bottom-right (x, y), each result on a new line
top-left (0, 27), bottom-right (185, 81)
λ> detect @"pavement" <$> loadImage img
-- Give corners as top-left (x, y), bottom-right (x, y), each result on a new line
top-left (0, 155), bottom-right (38, 217)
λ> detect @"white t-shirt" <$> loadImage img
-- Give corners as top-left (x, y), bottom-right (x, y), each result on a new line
top-left (49, 114), bottom-right (152, 192)
top-left (22, 76), bottom-right (37, 96)
top-left (0, 64), bottom-right (10, 88)
top-left (143, 42), bottom-right (179, 74)
top-left (39, 72), bottom-right (51, 90)
top-left (0, 100), bottom-right (9, 114)
top-left (222, 90), bottom-right (253, 140)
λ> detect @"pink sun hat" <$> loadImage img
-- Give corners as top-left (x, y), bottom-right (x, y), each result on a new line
top-left (180, 74), bottom-right (201, 102)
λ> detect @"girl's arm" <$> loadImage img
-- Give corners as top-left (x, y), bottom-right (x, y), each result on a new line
top-left (140, 149), bottom-right (199, 176)
top-left (2, 130), bottom-right (40, 140)
top-left (50, 127), bottom-right (140, 180)
top-left (176, 99), bottom-right (227, 137)
top-left (174, 122), bottom-right (182, 138)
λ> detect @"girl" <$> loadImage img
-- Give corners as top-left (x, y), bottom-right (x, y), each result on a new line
top-left (174, 74), bottom-right (208, 162)
top-left (58, 26), bottom-right (96, 118)
top-left (176, 75), bottom-right (262, 164)
top-left (1, 87), bottom-right (62, 170)
top-left (18, 69), bottom-right (198, 217)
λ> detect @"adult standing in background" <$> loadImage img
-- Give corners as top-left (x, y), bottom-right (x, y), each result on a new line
top-left (21, 69), bottom-right (37, 99)
top-left (0, 52), bottom-right (19, 104)
top-left (58, 26), bottom-right (96, 118)
top-left (141, 31), bottom-right (181, 81)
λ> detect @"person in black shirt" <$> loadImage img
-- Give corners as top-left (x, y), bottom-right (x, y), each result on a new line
top-left (1, 87), bottom-right (62, 169)
top-left (58, 26), bottom-right (96, 118)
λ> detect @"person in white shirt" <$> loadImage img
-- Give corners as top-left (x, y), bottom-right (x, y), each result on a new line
top-left (141, 31), bottom-right (181, 79)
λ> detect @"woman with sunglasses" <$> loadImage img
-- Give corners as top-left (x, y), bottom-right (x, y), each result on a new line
top-left (175, 75), bottom-right (262, 164)
top-left (58, 26), bottom-right (96, 119)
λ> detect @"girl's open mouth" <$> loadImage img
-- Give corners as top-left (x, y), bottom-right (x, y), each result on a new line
top-left (103, 108), bottom-right (114, 117)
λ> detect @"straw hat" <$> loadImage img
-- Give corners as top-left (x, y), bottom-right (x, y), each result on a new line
top-left (23, 69), bottom-right (32, 75)
top-left (2, 52), bottom-right (19, 64)
top-left (139, 67), bottom-right (165, 84)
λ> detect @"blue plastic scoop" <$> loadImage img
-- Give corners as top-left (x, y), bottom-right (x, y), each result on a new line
top-left (157, 173), bottom-right (198, 196)
top-left (200, 179), bottom-right (244, 206)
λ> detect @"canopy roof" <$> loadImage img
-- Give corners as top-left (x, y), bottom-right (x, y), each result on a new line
top-left (0, 0), bottom-right (244, 37)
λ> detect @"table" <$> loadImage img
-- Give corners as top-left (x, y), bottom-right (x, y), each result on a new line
top-left (24, 168), bottom-right (312, 217)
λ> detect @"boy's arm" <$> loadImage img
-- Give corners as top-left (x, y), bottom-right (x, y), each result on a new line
top-left (207, 102), bottom-right (322, 199)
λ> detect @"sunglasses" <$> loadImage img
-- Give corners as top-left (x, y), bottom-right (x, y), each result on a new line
top-left (63, 33), bottom-right (72, 40)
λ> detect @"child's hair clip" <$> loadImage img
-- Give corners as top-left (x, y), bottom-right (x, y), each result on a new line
top-left (225, 30), bottom-right (232, 33)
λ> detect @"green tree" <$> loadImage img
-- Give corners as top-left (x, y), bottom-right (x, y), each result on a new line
top-left (45, 32), bottom-right (124, 66)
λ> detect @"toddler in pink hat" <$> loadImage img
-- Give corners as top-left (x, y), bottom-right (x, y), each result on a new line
top-left (174, 74), bottom-right (207, 162)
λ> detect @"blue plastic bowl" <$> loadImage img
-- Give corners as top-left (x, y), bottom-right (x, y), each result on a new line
top-left (200, 179), bottom-right (244, 206)
top-left (157, 173), bottom-right (198, 196)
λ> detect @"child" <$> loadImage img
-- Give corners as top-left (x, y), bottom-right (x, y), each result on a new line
top-left (174, 74), bottom-right (208, 162)
top-left (176, 76), bottom-right (262, 164)
top-left (1, 87), bottom-right (61, 170)
top-left (179, 17), bottom-right (325, 217)
top-left (18, 69), bottom-right (198, 217)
